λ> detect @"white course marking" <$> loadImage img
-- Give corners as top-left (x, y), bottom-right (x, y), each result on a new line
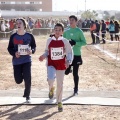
top-left (94, 45), bottom-right (120, 61)
top-left (0, 97), bottom-right (120, 106)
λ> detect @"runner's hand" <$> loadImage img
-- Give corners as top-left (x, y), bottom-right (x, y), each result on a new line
top-left (69, 39), bottom-right (76, 46)
top-left (15, 52), bottom-right (20, 58)
top-left (65, 61), bottom-right (70, 68)
top-left (39, 55), bottom-right (45, 61)
top-left (27, 50), bottom-right (32, 55)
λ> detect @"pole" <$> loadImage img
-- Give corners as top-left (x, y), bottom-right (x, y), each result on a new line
top-left (85, 0), bottom-right (86, 11)
top-left (77, 0), bottom-right (79, 15)
top-left (115, 41), bottom-right (120, 65)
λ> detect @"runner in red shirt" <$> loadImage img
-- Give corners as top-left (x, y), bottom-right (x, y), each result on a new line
top-left (39, 23), bottom-right (73, 112)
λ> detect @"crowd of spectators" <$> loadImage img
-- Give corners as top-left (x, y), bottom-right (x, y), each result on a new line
top-left (0, 17), bottom-right (91, 32)
top-left (0, 17), bottom-right (120, 42)
top-left (90, 19), bottom-right (120, 44)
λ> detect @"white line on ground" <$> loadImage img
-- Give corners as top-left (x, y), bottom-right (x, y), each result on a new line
top-left (0, 97), bottom-right (120, 106)
top-left (94, 45), bottom-right (120, 61)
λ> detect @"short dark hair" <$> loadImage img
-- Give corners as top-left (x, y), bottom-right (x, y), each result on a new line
top-left (95, 20), bottom-right (98, 23)
top-left (16, 18), bottom-right (27, 29)
top-left (110, 20), bottom-right (114, 24)
top-left (69, 15), bottom-right (78, 21)
top-left (101, 20), bottom-right (104, 23)
top-left (54, 23), bottom-right (64, 31)
top-left (114, 20), bottom-right (119, 25)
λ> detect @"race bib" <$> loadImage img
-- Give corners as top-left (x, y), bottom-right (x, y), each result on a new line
top-left (18, 44), bottom-right (30, 55)
top-left (51, 47), bottom-right (64, 60)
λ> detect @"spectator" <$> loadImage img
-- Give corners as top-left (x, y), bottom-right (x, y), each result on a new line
top-left (9, 19), bottom-right (15, 30)
top-left (105, 18), bottom-right (110, 32)
top-left (90, 20), bottom-right (96, 44)
top-left (101, 20), bottom-right (106, 44)
top-left (114, 20), bottom-right (119, 41)
top-left (34, 19), bottom-right (42, 28)
top-left (28, 17), bottom-right (34, 29)
top-left (77, 19), bottom-right (82, 28)
top-left (95, 20), bottom-right (100, 44)
top-left (5, 20), bottom-right (10, 31)
top-left (108, 20), bottom-right (115, 41)
top-left (51, 20), bottom-right (55, 29)
top-left (0, 20), bottom-right (6, 32)
top-left (47, 19), bottom-right (52, 28)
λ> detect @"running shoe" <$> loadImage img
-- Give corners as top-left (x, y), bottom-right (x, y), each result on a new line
top-left (58, 102), bottom-right (63, 112)
top-left (26, 96), bottom-right (31, 103)
top-left (49, 87), bottom-right (55, 99)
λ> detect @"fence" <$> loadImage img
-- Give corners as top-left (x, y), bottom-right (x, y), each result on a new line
top-left (0, 28), bottom-right (52, 38)
top-left (0, 28), bottom-right (90, 38)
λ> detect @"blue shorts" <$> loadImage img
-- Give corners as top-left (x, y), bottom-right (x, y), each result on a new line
top-left (47, 66), bottom-right (56, 80)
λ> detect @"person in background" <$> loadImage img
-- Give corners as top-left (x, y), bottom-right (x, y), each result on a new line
top-left (77, 19), bottom-right (82, 29)
top-left (114, 20), bottom-right (119, 41)
top-left (101, 20), bottom-right (106, 44)
top-left (34, 19), bottom-right (42, 28)
top-left (95, 20), bottom-right (100, 44)
top-left (108, 20), bottom-right (115, 41)
top-left (0, 20), bottom-right (6, 38)
top-left (5, 20), bottom-right (10, 31)
top-left (34, 20), bottom-right (39, 28)
top-left (28, 17), bottom-right (34, 29)
top-left (9, 19), bottom-right (15, 31)
top-left (0, 20), bottom-right (6, 32)
top-left (90, 20), bottom-right (96, 44)
top-left (105, 18), bottom-right (110, 32)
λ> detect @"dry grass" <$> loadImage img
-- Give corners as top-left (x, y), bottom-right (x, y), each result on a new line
top-left (0, 33), bottom-right (120, 120)
top-left (0, 34), bottom-right (120, 91)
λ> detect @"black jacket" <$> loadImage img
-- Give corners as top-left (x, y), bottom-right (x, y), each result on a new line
top-left (115, 24), bottom-right (119, 33)
top-left (101, 23), bottom-right (106, 33)
top-left (95, 22), bottom-right (100, 32)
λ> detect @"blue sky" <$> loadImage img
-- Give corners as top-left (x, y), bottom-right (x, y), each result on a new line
top-left (52, 0), bottom-right (120, 11)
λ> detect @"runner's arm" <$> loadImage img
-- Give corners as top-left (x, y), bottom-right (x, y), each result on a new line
top-left (7, 35), bottom-right (16, 56)
top-left (30, 34), bottom-right (36, 54)
top-left (75, 31), bottom-right (87, 47)
top-left (42, 38), bottom-right (51, 58)
top-left (63, 39), bottom-right (73, 64)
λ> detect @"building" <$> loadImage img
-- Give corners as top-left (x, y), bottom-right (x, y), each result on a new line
top-left (0, 0), bottom-right (52, 11)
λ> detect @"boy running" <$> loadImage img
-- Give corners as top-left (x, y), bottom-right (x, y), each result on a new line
top-left (39, 23), bottom-right (73, 112)
top-left (63, 15), bottom-right (87, 95)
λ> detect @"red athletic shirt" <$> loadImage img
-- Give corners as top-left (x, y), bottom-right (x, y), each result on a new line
top-left (105, 21), bottom-right (110, 26)
top-left (48, 39), bottom-right (66, 70)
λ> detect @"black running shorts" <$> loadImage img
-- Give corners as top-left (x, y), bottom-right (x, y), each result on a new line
top-left (71, 55), bottom-right (83, 66)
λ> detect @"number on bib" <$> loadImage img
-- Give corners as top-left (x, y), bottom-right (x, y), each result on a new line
top-left (18, 44), bottom-right (30, 55)
top-left (51, 47), bottom-right (64, 60)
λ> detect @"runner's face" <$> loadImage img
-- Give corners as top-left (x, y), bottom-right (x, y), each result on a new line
top-left (16, 19), bottom-right (25, 30)
top-left (54, 26), bottom-right (63, 38)
top-left (69, 18), bottom-right (77, 27)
